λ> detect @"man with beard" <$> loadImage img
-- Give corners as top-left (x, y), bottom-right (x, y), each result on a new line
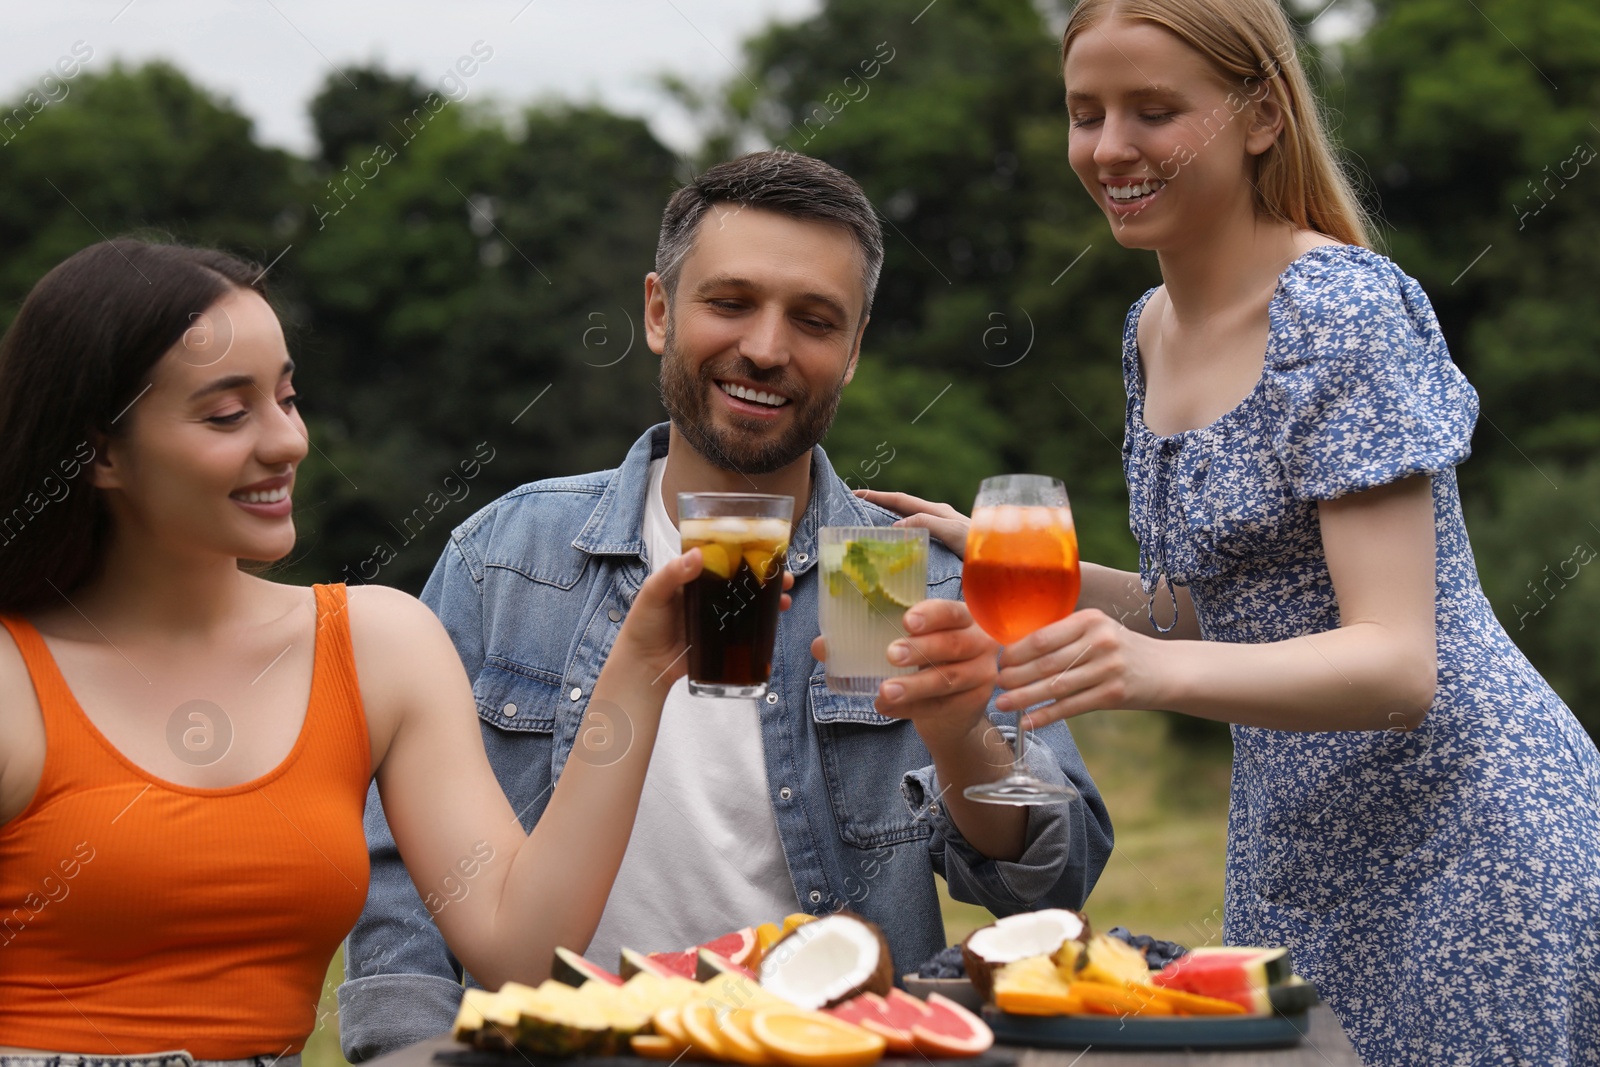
top-left (338, 151), bottom-right (1112, 1060)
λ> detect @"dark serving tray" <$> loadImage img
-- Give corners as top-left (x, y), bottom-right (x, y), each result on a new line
top-left (983, 1008), bottom-right (1309, 1051)
top-left (435, 1049), bottom-right (1019, 1067)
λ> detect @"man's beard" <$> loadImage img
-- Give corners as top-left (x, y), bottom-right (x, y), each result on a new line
top-left (657, 320), bottom-right (846, 476)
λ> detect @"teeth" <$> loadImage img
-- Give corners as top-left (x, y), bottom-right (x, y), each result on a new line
top-left (1108, 179), bottom-right (1163, 201)
top-left (234, 486), bottom-right (289, 504)
top-left (719, 382), bottom-right (788, 407)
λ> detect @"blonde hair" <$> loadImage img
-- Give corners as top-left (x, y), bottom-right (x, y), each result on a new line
top-left (1062, 0), bottom-right (1372, 248)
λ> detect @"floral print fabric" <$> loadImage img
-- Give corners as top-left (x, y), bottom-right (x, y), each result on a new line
top-left (1120, 245), bottom-right (1600, 1065)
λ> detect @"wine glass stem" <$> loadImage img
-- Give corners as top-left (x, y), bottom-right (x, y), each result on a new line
top-left (1012, 710), bottom-right (1028, 772)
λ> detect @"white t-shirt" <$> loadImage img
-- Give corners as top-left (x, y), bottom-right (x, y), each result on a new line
top-left (583, 458), bottom-right (799, 967)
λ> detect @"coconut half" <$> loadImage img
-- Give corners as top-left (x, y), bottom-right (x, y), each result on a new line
top-left (960, 909), bottom-right (1089, 1001)
top-left (757, 912), bottom-right (894, 1010)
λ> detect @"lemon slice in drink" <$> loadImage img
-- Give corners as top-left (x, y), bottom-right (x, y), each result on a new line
top-left (869, 541), bottom-right (925, 610)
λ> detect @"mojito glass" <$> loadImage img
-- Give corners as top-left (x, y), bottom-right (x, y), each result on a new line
top-left (818, 526), bottom-right (929, 695)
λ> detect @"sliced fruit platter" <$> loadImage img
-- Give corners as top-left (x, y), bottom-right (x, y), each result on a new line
top-left (450, 912), bottom-right (998, 1064)
top-left (946, 909), bottom-right (1320, 1050)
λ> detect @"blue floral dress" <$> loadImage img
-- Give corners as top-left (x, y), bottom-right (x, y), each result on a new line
top-left (1120, 245), bottom-right (1600, 1065)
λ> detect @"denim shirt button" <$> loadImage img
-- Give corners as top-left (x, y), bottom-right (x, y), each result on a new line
top-left (607, 609), bottom-right (622, 622)
top-left (765, 692), bottom-right (779, 705)
top-left (808, 890), bottom-right (822, 904)
top-left (795, 552), bottom-right (809, 564)
top-left (569, 687), bottom-right (582, 701)
top-left (503, 702), bottom-right (518, 717)
top-left (779, 786), bottom-right (792, 800)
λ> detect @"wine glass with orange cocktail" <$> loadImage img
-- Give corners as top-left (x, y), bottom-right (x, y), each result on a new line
top-left (962, 474), bottom-right (1082, 805)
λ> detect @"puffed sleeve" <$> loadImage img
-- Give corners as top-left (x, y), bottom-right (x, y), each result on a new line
top-left (1267, 248), bottom-right (1479, 501)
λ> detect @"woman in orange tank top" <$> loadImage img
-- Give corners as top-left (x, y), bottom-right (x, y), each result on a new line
top-left (0, 240), bottom-right (789, 1063)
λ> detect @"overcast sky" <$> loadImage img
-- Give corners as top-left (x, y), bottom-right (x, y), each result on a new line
top-left (3, 1), bottom-right (822, 157)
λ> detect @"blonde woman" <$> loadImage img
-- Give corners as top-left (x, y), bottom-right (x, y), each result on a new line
top-left (866, 1), bottom-right (1600, 1062)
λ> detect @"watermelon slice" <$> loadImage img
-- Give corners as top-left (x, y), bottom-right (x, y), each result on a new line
top-left (1269, 977), bottom-right (1322, 1014)
top-left (551, 946), bottom-right (623, 987)
top-left (911, 993), bottom-right (994, 1057)
top-left (620, 927), bottom-right (760, 982)
top-left (619, 947), bottom-right (684, 980)
top-left (1151, 947), bottom-right (1293, 1015)
top-left (696, 947), bottom-right (758, 983)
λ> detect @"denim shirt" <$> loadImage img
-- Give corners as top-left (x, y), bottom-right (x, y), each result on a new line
top-left (337, 424), bottom-right (1113, 1060)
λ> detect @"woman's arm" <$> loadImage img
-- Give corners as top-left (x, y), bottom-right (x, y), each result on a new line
top-left (995, 475), bottom-right (1438, 733)
top-left (355, 551), bottom-right (785, 991)
top-left (1079, 562), bottom-right (1202, 641)
top-left (852, 488), bottom-right (1201, 639)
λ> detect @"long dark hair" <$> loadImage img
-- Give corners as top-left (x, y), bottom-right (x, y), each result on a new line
top-left (0, 239), bottom-right (267, 614)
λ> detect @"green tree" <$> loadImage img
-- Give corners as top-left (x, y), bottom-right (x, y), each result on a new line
top-left (1337, 0), bottom-right (1600, 735)
top-left (282, 73), bottom-right (681, 592)
top-left (0, 61), bottom-right (298, 325)
top-left (308, 67), bottom-right (431, 167)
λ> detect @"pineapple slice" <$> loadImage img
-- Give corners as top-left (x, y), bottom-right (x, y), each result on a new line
top-left (1076, 933), bottom-right (1154, 988)
top-left (993, 955), bottom-right (1080, 1015)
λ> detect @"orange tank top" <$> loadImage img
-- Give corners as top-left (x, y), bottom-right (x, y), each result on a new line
top-left (0, 584), bottom-right (372, 1058)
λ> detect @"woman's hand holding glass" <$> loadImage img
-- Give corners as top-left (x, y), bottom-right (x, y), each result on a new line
top-left (615, 547), bottom-right (794, 691)
top-left (992, 608), bottom-right (1165, 729)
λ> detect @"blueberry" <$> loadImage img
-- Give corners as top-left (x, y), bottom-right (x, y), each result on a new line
top-left (917, 945), bottom-right (968, 978)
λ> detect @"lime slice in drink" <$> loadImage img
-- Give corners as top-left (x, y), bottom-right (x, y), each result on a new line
top-left (833, 539), bottom-right (924, 615)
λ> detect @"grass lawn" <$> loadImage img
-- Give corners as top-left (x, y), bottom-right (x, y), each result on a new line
top-left (304, 709), bottom-right (1232, 1066)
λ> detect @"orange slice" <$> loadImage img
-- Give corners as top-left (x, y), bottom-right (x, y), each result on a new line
top-left (750, 1007), bottom-right (886, 1067)
top-left (995, 987), bottom-right (1083, 1016)
top-left (654, 1005), bottom-right (691, 1045)
top-left (1145, 985), bottom-right (1248, 1016)
top-left (682, 1001), bottom-right (732, 1060)
top-left (743, 546), bottom-right (782, 583)
top-left (1070, 981), bottom-right (1173, 1017)
top-left (753, 922), bottom-right (784, 964)
top-left (632, 1034), bottom-right (688, 1060)
top-left (712, 1005), bottom-right (773, 1065)
top-left (696, 543), bottom-right (734, 580)
top-left (781, 913), bottom-right (816, 934)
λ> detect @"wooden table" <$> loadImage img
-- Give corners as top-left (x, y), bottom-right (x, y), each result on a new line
top-left (376, 1005), bottom-right (1360, 1067)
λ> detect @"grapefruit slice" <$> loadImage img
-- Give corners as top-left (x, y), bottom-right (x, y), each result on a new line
top-left (825, 993), bottom-right (911, 1053)
top-left (883, 989), bottom-right (935, 1022)
top-left (824, 992), bottom-right (889, 1027)
top-left (702, 926), bottom-right (759, 968)
top-left (750, 1007), bottom-right (886, 1067)
top-left (909, 993), bottom-right (994, 1057)
top-left (551, 946), bottom-right (624, 988)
